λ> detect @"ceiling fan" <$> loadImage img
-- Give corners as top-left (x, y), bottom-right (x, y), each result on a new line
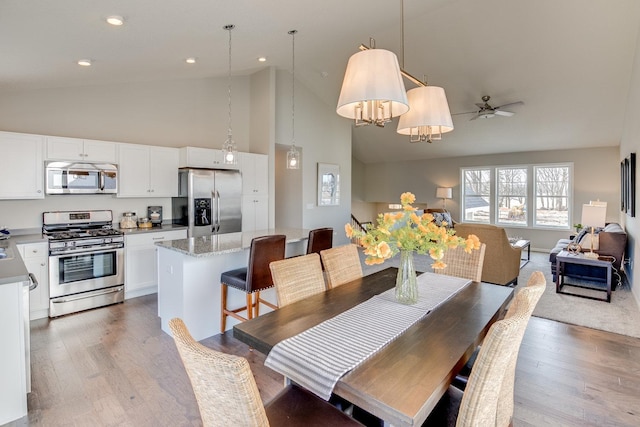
top-left (454, 95), bottom-right (524, 120)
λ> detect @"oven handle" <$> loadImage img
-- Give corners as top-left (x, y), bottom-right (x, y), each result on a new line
top-left (49, 245), bottom-right (124, 257)
top-left (51, 286), bottom-right (124, 303)
top-left (28, 272), bottom-right (38, 291)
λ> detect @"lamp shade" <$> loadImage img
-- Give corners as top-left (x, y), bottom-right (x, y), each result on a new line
top-left (397, 86), bottom-right (454, 140)
top-left (581, 204), bottom-right (606, 228)
top-left (436, 187), bottom-right (452, 199)
top-left (336, 49), bottom-right (409, 121)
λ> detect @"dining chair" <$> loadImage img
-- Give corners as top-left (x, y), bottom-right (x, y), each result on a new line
top-left (169, 318), bottom-right (363, 427)
top-left (306, 227), bottom-right (334, 255)
top-left (433, 243), bottom-right (486, 282)
top-left (220, 235), bottom-right (286, 333)
top-left (320, 244), bottom-right (363, 289)
top-left (269, 253), bottom-right (327, 307)
top-left (423, 271), bottom-right (546, 426)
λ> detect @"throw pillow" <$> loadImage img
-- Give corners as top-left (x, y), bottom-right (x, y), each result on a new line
top-left (432, 212), bottom-right (453, 228)
top-left (577, 230), bottom-right (600, 251)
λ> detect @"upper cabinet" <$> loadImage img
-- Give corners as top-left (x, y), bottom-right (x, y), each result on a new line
top-left (46, 136), bottom-right (117, 163)
top-left (240, 152), bottom-right (268, 196)
top-left (117, 144), bottom-right (179, 197)
top-left (179, 146), bottom-right (240, 170)
top-left (0, 132), bottom-right (44, 199)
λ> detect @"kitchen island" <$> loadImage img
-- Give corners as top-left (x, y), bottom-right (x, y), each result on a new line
top-left (156, 228), bottom-right (309, 340)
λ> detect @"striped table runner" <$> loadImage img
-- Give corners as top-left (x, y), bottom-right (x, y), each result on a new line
top-left (264, 272), bottom-right (472, 400)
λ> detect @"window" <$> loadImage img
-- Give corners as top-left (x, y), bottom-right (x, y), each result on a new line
top-left (497, 167), bottom-right (527, 226)
top-left (535, 165), bottom-right (570, 228)
top-left (461, 163), bottom-right (572, 229)
top-left (462, 168), bottom-right (491, 223)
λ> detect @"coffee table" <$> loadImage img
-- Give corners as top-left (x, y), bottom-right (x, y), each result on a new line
top-left (511, 239), bottom-right (531, 268)
top-left (555, 250), bottom-right (612, 303)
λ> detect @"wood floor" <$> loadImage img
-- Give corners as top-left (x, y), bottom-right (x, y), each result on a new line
top-left (8, 294), bottom-right (640, 427)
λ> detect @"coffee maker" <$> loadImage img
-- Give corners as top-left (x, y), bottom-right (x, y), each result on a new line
top-left (147, 206), bottom-right (163, 227)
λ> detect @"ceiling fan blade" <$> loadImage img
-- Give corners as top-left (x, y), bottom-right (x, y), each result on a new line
top-left (494, 110), bottom-right (515, 117)
top-left (494, 101), bottom-right (523, 110)
top-left (469, 114), bottom-right (480, 121)
top-left (474, 103), bottom-right (485, 109)
top-left (451, 110), bottom-right (478, 116)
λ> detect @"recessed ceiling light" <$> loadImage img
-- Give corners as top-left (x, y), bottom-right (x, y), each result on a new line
top-left (106, 15), bottom-right (125, 26)
top-left (185, 57), bottom-right (197, 64)
top-left (77, 59), bottom-right (92, 67)
top-left (257, 57), bottom-right (267, 62)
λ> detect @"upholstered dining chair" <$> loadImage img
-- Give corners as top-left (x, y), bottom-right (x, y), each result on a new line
top-left (169, 318), bottom-right (363, 427)
top-left (433, 243), bottom-right (487, 282)
top-left (269, 253), bottom-right (327, 307)
top-left (320, 244), bottom-right (363, 289)
top-left (220, 235), bottom-right (286, 333)
top-left (423, 271), bottom-right (546, 426)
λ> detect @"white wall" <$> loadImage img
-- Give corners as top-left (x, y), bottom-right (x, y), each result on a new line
top-left (273, 70), bottom-right (352, 245)
top-left (359, 146), bottom-right (620, 251)
top-left (619, 23), bottom-right (640, 306)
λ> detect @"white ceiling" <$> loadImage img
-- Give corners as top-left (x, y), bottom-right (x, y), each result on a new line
top-left (1, 0), bottom-right (639, 163)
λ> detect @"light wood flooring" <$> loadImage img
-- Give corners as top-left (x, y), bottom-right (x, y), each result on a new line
top-left (7, 294), bottom-right (640, 427)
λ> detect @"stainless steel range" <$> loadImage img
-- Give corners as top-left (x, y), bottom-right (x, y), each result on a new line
top-left (43, 210), bottom-right (124, 317)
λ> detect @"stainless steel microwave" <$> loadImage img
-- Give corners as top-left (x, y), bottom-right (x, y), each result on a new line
top-left (45, 161), bottom-right (118, 195)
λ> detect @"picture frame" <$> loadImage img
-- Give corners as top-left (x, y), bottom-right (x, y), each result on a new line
top-left (317, 163), bottom-right (340, 206)
top-left (628, 153), bottom-right (636, 217)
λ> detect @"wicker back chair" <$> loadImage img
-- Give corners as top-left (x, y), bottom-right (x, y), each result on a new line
top-left (424, 271), bottom-right (545, 426)
top-left (320, 244), bottom-right (363, 289)
top-left (433, 244), bottom-right (486, 282)
top-left (270, 253), bottom-right (327, 307)
top-left (169, 318), bottom-right (363, 427)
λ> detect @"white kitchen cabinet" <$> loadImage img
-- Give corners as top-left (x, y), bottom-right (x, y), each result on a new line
top-left (0, 132), bottom-right (44, 199)
top-left (124, 229), bottom-right (187, 299)
top-left (46, 136), bottom-right (117, 163)
top-left (117, 144), bottom-right (179, 197)
top-left (17, 242), bottom-right (49, 320)
top-left (240, 152), bottom-right (268, 196)
top-left (0, 280), bottom-right (28, 425)
top-left (179, 146), bottom-right (240, 170)
top-left (242, 195), bottom-right (269, 232)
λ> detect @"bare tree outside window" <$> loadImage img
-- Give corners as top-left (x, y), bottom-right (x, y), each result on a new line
top-left (535, 166), bottom-right (570, 227)
top-left (463, 168), bottom-right (491, 223)
top-left (497, 167), bottom-right (527, 226)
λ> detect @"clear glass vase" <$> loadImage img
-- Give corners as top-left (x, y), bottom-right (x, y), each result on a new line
top-left (395, 250), bottom-right (418, 304)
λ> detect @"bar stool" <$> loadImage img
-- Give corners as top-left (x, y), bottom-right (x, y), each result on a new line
top-left (220, 234), bottom-right (286, 333)
top-left (306, 227), bottom-right (333, 255)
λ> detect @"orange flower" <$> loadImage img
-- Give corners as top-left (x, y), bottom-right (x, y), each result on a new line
top-left (400, 192), bottom-right (416, 205)
top-left (432, 260), bottom-right (447, 270)
top-left (345, 223), bottom-right (353, 238)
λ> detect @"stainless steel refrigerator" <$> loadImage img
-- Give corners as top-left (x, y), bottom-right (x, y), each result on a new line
top-left (171, 168), bottom-right (242, 237)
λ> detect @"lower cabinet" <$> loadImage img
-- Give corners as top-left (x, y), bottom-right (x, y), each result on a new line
top-left (242, 195), bottom-right (269, 232)
top-left (17, 242), bottom-right (49, 320)
top-left (124, 229), bottom-right (187, 299)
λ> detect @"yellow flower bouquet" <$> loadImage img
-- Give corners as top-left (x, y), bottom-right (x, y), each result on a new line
top-left (345, 192), bottom-right (481, 304)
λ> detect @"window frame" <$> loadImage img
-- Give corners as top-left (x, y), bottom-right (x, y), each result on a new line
top-left (460, 162), bottom-right (573, 230)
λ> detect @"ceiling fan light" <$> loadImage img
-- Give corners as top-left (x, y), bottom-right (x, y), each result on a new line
top-left (397, 86), bottom-right (453, 141)
top-left (336, 49), bottom-right (409, 126)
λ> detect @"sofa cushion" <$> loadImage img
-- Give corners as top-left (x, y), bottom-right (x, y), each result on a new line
top-left (432, 211), bottom-right (453, 228)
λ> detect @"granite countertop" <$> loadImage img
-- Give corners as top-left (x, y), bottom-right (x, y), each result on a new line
top-left (0, 239), bottom-right (29, 285)
top-left (156, 228), bottom-right (309, 257)
top-left (116, 223), bottom-right (188, 236)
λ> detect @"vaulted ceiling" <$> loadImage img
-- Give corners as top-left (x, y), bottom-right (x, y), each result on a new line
top-left (2, 0), bottom-right (639, 163)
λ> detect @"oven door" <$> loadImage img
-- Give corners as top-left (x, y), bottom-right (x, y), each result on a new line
top-left (49, 247), bottom-right (124, 299)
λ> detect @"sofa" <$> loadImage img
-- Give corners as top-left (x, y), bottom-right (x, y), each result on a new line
top-left (548, 223), bottom-right (627, 283)
top-left (453, 223), bottom-right (522, 286)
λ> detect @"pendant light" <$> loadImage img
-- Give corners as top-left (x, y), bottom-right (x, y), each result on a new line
top-left (286, 30), bottom-right (300, 169)
top-left (395, 0), bottom-right (453, 143)
top-left (336, 37), bottom-right (409, 127)
top-left (221, 24), bottom-right (238, 165)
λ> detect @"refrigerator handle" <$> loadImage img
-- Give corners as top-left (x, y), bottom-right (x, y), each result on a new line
top-left (215, 190), bottom-right (221, 232)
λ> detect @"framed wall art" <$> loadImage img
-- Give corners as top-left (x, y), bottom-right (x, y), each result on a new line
top-left (317, 163), bottom-right (340, 206)
top-left (622, 153), bottom-right (636, 217)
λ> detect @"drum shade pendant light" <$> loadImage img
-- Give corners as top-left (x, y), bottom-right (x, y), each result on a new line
top-left (395, 0), bottom-right (453, 143)
top-left (336, 38), bottom-right (409, 127)
top-left (397, 84), bottom-right (453, 143)
top-left (221, 24), bottom-right (238, 165)
top-left (286, 30), bottom-right (300, 170)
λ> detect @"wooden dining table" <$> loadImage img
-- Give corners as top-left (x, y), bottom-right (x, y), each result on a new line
top-left (233, 267), bottom-right (514, 426)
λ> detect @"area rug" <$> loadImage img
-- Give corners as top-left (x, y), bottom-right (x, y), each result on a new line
top-left (359, 249), bottom-right (640, 338)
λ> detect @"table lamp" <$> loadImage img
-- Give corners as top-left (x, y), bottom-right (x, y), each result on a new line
top-left (581, 203), bottom-right (606, 259)
top-left (436, 187), bottom-right (452, 210)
